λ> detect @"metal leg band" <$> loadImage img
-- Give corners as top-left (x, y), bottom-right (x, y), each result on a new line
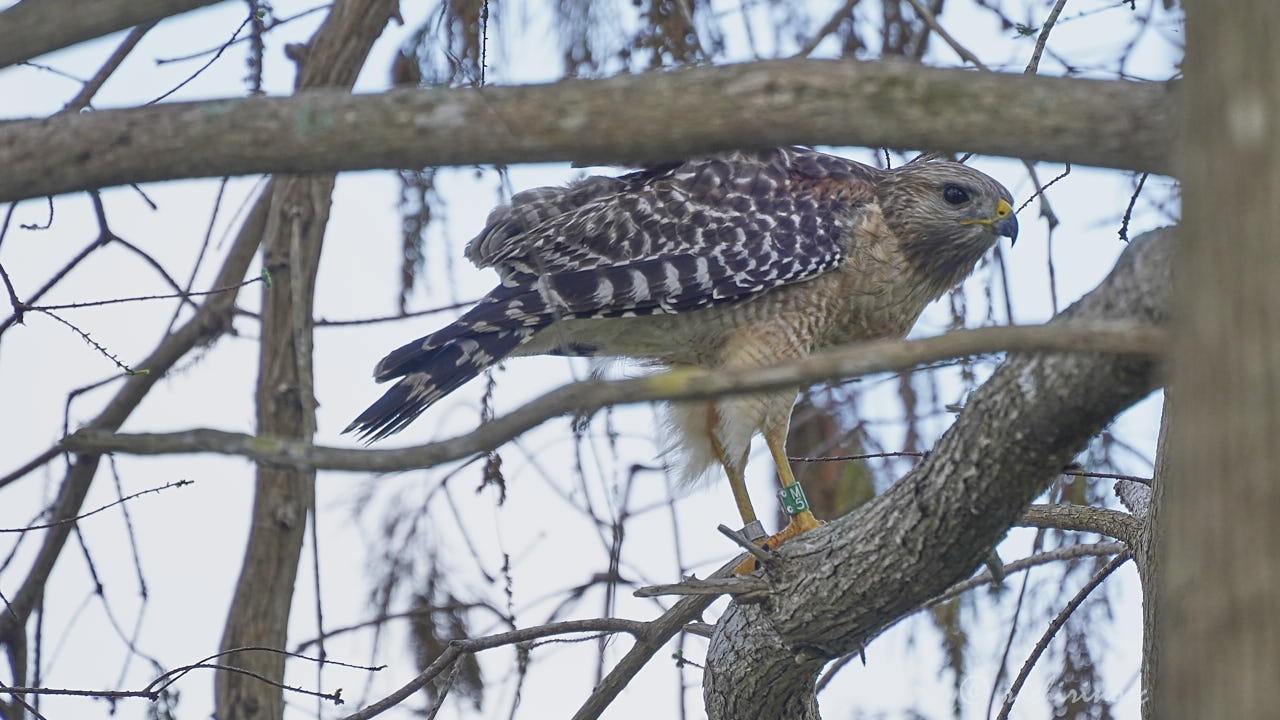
top-left (740, 520), bottom-right (767, 541)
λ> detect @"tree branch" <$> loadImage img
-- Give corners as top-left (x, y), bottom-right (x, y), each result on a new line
top-left (61, 322), bottom-right (1165, 471)
top-left (0, 0), bottom-right (226, 68)
top-left (0, 59), bottom-right (1176, 203)
top-left (702, 228), bottom-right (1172, 720)
top-left (1018, 503), bottom-right (1143, 545)
top-left (213, 2), bottom-right (401, 718)
top-left (996, 553), bottom-right (1132, 720)
top-left (342, 618), bottom-right (651, 720)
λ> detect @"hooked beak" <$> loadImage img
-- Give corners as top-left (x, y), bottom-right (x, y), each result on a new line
top-left (993, 198), bottom-right (1018, 245)
top-left (960, 198), bottom-right (1019, 245)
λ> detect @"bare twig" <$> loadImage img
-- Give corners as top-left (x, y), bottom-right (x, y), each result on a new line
top-left (0, 233), bottom-right (112, 337)
top-left (62, 22), bottom-right (155, 111)
top-left (791, 450), bottom-right (926, 462)
top-left (155, 4), bottom-right (331, 64)
top-left (816, 541), bottom-right (1127, 692)
top-left (0, 177), bottom-right (269, 643)
top-left (570, 558), bottom-right (740, 720)
top-left (315, 298), bottom-right (479, 326)
top-left (27, 274), bottom-right (266, 312)
top-left (341, 618), bottom-right (649, 720)
top-left (33, 310), bottom-right (144, 374)
top-left (634, 576), bottom-right (770, 598)
top-left (716, 524), bottom-right (775, 565)
top-left (901, 0), bottom-right (988, 68)
top-left (0, 480), bottom-right (192, 533)
top-left (1025, 0), bottom-right (1072, 75)
top-left (1065, 469), bottom-right (1150, 485)
top-left (996, 552), bottom-right (1131, 720)
top-left (795, 0), bottom-right (864, 57)
top-left (1120, 172), bottom-right (1150, 242)
top-left (791, 451), bottom-right (1151, 485)
top-left (0, 645), bottom-right (376, 703)
top-left (145, 14), bottom-right (254, 105)
top-left (0, 446), bottom-right (62, 491)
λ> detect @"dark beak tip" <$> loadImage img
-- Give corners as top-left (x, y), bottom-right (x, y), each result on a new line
top-left (996, 214), bottom-right (1019, 245)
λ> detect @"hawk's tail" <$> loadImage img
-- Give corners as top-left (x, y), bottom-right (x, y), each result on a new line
top-left (344, 325), bottom-right (536, 442)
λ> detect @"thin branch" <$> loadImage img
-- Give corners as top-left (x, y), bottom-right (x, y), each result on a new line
top-left (790, 450), bottom-right (925, 462)
top-left (155, 4), bottom-right (332, 64)
top-left (794, 0), bottom-right (864, 57)
top-left (1, 646), bottom-right (377, 704)
top-left (62, 22), bottom-right (155, 111)
top-left (816, 541), bottom-right (1128, 693)
top-left (791, 451), bottom-right (1152, 485)
top-left (0, 446), bottom-right (62, 492)
top-left (144, 14), bottom-right (252, 106)
top-left (0, 480), bottom-right (192, 533)
top-left (27, 274), bottom-right (266, 312)
top-left (0, 177), bottom-right (270, 641)
top-left (570, 558), bottom-right (741, 720)
top-left (315, 298), bottom-right (480, 326)
top-left (340, 618), bottom-right (650, 720)
top-left (633, 576), bottom-right (770, 599)
top-left (995, 552), bottom-right (1131, 720)
top-left (925, 541), bottom-right (1127, 610)
top-left (0, 260), bottom-right (21, 325)
top-left (61, 322), bottom-right (1168, 471)
top-left (32, 309), bottom-right (144, 374)
top-left (716, 524), bottom-right (775, 566)
top-left (1024, 0), bottom-right (1072, 75)
top-left (146, 645), bottom-right (381, 695)
top-left (1120, 172), bottom-right (1150, 242)
top-left (0, 233), bottom-right (112, 337)
top-left (901, 0), bottom-right (988, 68)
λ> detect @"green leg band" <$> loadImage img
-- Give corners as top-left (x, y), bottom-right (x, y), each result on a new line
top-left (778, 483), bottom-right (810, 515)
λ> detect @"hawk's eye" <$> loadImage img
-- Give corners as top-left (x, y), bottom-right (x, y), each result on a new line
top-left (943, 185), bottom-right (970, 205)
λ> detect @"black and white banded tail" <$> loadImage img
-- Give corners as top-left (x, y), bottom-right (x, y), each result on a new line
top-left (344, 323), bottom-right (535, 442)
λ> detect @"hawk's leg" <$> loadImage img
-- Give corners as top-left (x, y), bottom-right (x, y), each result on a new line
top-left (762, 432), bottom-right (822, 544)
top-left (734, 425), bottom-right (822, 574)
top-left (710, 433), bottom-right (762, 535)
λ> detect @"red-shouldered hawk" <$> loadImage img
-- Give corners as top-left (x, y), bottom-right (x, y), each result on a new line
top-left (348, 148), bottom-right (1017, 570)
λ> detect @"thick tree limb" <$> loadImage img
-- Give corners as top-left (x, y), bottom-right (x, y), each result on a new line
top-left (0, 0), bottom-right (226, 68)
top-left (0, 59), bottom-right (1175, 203)
top-left (703, 228), bottom-right (1172, 720)
top-left (61, 322), bottom-right (1166, 471)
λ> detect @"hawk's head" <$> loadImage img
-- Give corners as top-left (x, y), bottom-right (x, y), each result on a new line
top-left (875, 160), bottom-right (1018, 295)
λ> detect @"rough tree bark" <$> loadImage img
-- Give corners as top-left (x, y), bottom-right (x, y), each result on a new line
top-left (0, 60), bottom-right (1175, 204)
top-left (1160, 0), bottom-right (1280, 717)
top-left (213, 2), bottom-right (399, 719)
top-left (704, 229), bottom-right (1172, 720)
top-left (1135, 402), bottom-right (1166, 720)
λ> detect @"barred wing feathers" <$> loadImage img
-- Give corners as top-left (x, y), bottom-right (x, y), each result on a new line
top-left (347, 149), bottom-right (879, 441)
